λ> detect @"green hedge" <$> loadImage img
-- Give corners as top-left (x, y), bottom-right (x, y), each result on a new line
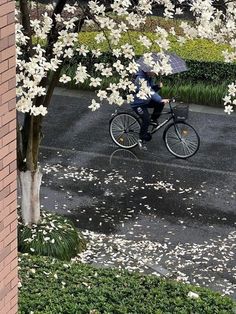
top-left (165, 60), bottom-right (236, 84)
top-left (19, 254), bottom-right (235, 314)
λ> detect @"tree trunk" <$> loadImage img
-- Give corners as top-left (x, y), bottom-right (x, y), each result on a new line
top-left (19, 169), bottom-right (42, 225)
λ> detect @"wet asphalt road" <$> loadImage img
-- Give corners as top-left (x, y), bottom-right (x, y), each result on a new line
top-left (38, 88), bottom-right (236, 296)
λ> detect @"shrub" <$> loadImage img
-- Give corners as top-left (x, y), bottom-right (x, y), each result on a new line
top-left (19, 254), bottom-right (235, 314)
top-left (18, 210), bottom-right (87, 261)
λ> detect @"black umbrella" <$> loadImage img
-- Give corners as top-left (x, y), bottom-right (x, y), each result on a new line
top-left (137, 52), bottom-right (188, 75)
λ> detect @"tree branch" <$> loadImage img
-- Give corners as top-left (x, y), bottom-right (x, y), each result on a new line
top-left (19, 0), bottom-right (34, 56)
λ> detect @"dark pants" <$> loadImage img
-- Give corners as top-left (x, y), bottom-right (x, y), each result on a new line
top-left (133, 100), bottom-right (165, 141)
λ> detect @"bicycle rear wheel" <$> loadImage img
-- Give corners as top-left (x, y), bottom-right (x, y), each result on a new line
top-left (164, 121), bottom-right (200, 158)
top-left (109, 112), bottom-right (140, 149)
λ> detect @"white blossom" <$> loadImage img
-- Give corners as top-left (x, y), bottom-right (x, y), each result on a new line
top-left (88, 99), bottom-right (100, 111)
top-left (89, 77), bottom-right (102, 87)
top-left (59, 75), bottom-right (72, 84)
top-left (74, 63), bottom-right (90, 84)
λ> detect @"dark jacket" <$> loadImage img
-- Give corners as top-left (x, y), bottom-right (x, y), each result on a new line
top-left (130, 70), bottom-right (162, 108)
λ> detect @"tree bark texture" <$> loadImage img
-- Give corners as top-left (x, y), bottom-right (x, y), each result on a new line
top-left (19, 170), bottom-right (42, 225)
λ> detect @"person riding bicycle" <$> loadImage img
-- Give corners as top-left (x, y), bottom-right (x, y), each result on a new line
top-left (130, 70), bottom-right (169, 150)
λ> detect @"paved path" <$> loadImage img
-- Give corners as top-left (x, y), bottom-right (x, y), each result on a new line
top-left (38, 88), bottom-right (236, 297)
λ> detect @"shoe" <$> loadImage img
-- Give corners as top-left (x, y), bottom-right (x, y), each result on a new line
top-left (138, 139), bottom-right (147, 151)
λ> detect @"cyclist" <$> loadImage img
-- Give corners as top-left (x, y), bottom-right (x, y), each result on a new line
top-left (130, 70), bottom-right (169, 150)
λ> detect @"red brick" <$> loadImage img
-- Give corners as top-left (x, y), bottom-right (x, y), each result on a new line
top-left (0, 185), bottom-right (10, 200)
top-left (0, 222), bottom-right (4, 233)
top-left (8, 56), bottom-right (15, 69)
top-left (0, 60), bottom-right (8, 74)
top-left (0, 101), bottom-right (8, 116)
top-left (1, 109), bottom-right (15, 125)
top-left (10, 295), bottom-right (17, 309)
top-left (3, 249), bottom-right (16, 269)
top-left (0, 15), bottom-right (7, 29)
top-left (0, 164), bottom-right (10, 179)
top-left (1, 303), bottom-right (11, 314)
top-left (0, 246), bottom-right (10, 264)
top-left (3, 190), bottom-right (16, 207)
top-left (0, 24), bottom-right (15, 38)
top-left (0, 226), bottom-right (10, 246)
top-left (9, 160), bottom-right (17, 173)
top-left (8, 200), bottom-right (16, 214)
top-left (10, 303), bottom-right (18, 314)
top-left (2, 150), bottom-right (15, 168)
top-left (1, 88), bottom-right (15, 103)
top-left (1, 67), bottom-right (15, 83)
top-left (0, 46), bottom-right (14, 62)
top-left (8, 119), bottom-right (15, 132)
top-left (7, 12), bottom-right (15, 25)
top-left (0, 80), bottom-right (8, 95)
top-left (0, 37), bottom-right (8, 51)
top-left (10, 238), bottom-right (17, 251)
top-left (2, 129), bottom-right (15, 146)
top-left (0, 0), bottom-right (8, 6)
top-left (8, 98), bottom-right (15, 110)
top-left (0, 283), bottom-right (10, 302)
top-left (4, 266), bottom-right (17, 287)
top-left (10, 276), bottom-right (18, 290)
top-left (0, 123), bottom-right (8, 138)
top-left (3, 211), bottom-right (16, 232)
top-left (9, 181), bottom-right (16, 194)
top-left (8, 77), bottom-right (15, 90)
top-left (0, 145), bottom-right (10, 161)
top-left (0, 264), bottom-right (11, 282)
top-left (8, 34), bottom-right (14, 47)
top-left (8, 140), bottom-right (16, 153)
top-left (0, 2), bottom-right (15, 17)
top-left (0, 206), bottom-right (10, 221)
top-left (9, 220), bottom-right (17, 234)
top-left (4, 285), bottom-right (16, 305)
top-left (0, 1), bottom-right (17, 310)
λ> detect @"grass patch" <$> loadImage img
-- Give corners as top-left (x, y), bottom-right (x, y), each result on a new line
top-left (19, 254), bottom-right (235, 314)
top-left (18, 210), bottom-right (86, 261)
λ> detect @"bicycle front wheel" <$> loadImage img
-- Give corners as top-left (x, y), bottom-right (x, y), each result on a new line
top-left (109, 112), bottom-right (140, 149)
top-left (164, 121), bottom-right (200, 158)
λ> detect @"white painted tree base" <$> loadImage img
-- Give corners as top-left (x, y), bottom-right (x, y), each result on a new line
top-left (19, 169), bottom-right (42, 225)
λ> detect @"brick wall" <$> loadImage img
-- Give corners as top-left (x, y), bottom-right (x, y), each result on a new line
top-left (0, 1), bottom-right (17, 313)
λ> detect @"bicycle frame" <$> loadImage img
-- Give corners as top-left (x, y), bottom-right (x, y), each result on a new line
top-left (149, 100), bottom-right (176, 135)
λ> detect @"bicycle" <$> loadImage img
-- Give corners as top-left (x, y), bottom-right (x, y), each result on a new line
top-left (109, 99), bottom-right (200, 159)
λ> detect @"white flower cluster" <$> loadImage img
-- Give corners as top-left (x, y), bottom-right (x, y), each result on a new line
top-left (16, 0), bottom-right (236, 114)
top-left (174, 0), bottom-right (236, 112)
top-left (223, 82), bottom-right (236, 115)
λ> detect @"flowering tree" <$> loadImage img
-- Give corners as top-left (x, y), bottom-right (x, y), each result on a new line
top-left (17, 0), bottom-right (236, 225)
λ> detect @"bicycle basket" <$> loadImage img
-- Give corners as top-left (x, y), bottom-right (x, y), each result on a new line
top-left (173, 104), bottom-right (189, 120)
